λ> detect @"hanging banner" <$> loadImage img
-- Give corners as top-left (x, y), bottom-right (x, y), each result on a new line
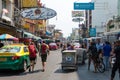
top-left (21, 7), bottom-right (57, 20)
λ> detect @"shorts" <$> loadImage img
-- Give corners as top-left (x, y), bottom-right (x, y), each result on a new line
top-left (30, 57), bottom-right (36, 61)
top-left (41, 54), bottom-right (47, 62)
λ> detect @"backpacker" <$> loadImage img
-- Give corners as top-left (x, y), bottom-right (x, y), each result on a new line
top-left (28, 45), bottom-right (37, 58)
top-left (40, 44), bottom-right (48, 54)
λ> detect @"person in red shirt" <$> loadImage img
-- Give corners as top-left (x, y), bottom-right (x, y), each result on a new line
top-left (28, 42), bottom-right (37, 72)
top-left (40, 41), bottom-right (49, 72)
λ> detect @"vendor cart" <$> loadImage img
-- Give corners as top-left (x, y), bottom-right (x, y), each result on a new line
top-left (61, 50), bottom-right (78, 70)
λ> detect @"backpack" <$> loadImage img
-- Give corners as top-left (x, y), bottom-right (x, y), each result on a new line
top-left (40, 44), bottom-right (48, 54)
top-left (90, 45), bottom-right (98, 56)
top-left (28, 45), bottom-right (36, 58)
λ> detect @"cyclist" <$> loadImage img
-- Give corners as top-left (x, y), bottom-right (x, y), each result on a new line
top-left (87, 41), bottom-right (98, 73)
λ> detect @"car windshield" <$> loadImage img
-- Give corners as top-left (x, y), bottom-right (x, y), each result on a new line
top-left (0, 46), bottom-right (21, 53)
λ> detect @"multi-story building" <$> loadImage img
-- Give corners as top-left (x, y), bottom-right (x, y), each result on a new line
top-left (71, 28), bottom-right (79, 40)
top-left (91, 0), bottom-right (118, 37)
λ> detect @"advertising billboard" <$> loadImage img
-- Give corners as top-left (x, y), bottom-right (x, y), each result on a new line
top-left (72, 11), bottom-right (84, 17)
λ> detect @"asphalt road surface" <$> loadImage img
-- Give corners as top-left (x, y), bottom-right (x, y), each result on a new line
top-left (0, 49), bottom-right (119, 80)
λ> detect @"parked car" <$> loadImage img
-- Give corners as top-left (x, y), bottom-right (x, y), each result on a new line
top-left (0, 43), bottom-right (30, 71)
top-left (49, 43), bottom-right (58, 50)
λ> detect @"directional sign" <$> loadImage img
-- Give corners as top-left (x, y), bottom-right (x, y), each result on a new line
top-left (74, 3), bottom-right (94, 10)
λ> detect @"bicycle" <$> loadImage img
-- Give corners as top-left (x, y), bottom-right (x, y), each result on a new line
top-left (95, 55), bottom-right (105, 73)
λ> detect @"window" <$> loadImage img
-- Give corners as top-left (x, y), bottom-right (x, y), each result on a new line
top-left (24, 47), bottom-right (29, 52)
top-left (0, 46), bottom-right (20, 53)
top-left (2, 0), bottom-right (6, 9)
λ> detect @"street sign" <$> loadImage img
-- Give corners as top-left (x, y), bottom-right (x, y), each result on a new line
top-left (89, 28), bottom-right (96, 37)
top-left (74, 3), bottom-right (94, 10)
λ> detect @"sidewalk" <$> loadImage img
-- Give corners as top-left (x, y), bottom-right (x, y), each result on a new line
top-left (77, 59), bottom-right (119, 80)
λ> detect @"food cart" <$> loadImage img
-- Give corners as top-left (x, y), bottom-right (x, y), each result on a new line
top-left (61, 50), bottom-right (78, 70)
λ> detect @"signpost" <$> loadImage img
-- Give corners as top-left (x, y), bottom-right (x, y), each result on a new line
top-left (73, 2), bottom-right (95, 39)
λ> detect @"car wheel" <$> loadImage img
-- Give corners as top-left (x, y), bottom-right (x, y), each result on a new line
top-left (23, 61), bottom-right (27, 71)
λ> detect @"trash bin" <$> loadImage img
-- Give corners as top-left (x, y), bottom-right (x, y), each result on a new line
top-left (61, 50), bottom-right (78, 70)
top-left (76, 48), bottom-right (87, 64)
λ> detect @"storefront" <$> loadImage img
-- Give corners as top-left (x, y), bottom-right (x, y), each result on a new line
top-left (0, 22), bottom-right (17, 37)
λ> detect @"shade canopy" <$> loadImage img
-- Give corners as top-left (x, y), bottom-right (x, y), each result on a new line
top-left (0, 34), bottom-right (18, 40)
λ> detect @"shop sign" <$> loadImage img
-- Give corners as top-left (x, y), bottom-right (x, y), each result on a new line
top-left (21, 7), bottom-right (57, 20)
top-left (21, 0), bottom-right (37, 8)
top-left (74, 2), bottom-right (94, 10)
top-left (72, 17), bottom-right (84, 22)
top-left (89, 28), bottom-right (96, 37)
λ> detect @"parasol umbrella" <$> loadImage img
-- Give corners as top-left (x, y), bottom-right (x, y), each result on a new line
top-left (0, 34), bottom-right (18, 40)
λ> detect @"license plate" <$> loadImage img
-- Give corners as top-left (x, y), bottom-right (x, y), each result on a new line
top-left (0, 58), bottom-right (7, 61)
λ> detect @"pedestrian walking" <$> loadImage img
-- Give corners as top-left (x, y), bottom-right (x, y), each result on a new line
top-left (28, 42), bottom-right (37, 72)
top-left (39, 41), bottom-right (49, 72)
top-left (103, 41), bottom-right (112, 71)
top-left (110, 40), bottom-right (120, 80)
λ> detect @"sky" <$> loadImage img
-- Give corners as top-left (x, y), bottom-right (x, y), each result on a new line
top-left (41, 0), bottom-right (91, 37)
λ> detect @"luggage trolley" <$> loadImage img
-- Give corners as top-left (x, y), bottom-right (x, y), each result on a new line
top-left (61, 50), bottom-right (78, 70)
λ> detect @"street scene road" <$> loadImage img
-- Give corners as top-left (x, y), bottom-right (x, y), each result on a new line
top-left (0, 49), bottom-right (119, 80)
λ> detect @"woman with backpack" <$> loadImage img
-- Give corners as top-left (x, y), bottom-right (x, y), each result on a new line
top-left (28, 42), bottom-right (37, 72)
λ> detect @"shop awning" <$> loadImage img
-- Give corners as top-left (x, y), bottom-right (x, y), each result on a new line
top-left (24, 32), bottom-right (34, 38)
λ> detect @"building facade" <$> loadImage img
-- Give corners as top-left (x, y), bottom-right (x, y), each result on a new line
top-left (0, 0), bottom-right (17, 36)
